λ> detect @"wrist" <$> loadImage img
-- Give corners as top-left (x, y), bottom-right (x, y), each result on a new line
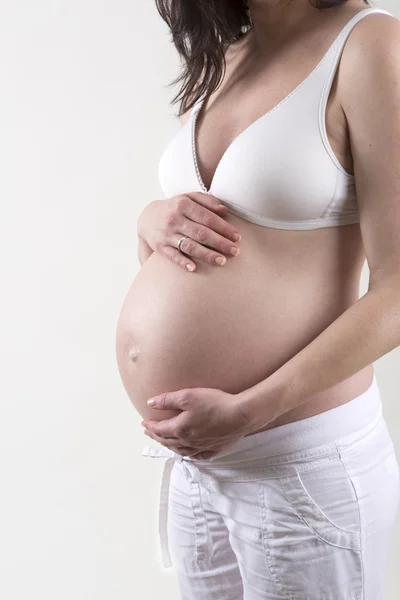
top-left (235, 374), bottom-right (295, 432)
top-left (137, 200), bottom-right (160, 240)
top-left (138, 236), bottom-right (154, 266)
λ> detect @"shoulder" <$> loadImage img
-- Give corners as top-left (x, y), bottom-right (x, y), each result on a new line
top-left (338, 11), bottom-right (400, 127)
top-left (340, 11), bottom-right (400, 98)
top-left (349, 10), bottom-right (399, 55)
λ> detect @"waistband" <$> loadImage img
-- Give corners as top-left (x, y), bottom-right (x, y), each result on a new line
top-left (201, 373), bottom-right (382, 465)
top-left (141, 373), bottom-right (382, 568)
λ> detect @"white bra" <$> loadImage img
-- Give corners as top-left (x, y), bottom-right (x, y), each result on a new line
top-left (157, 7), bottom-right (393, 230)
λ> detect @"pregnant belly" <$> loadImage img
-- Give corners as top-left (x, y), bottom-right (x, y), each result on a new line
top-left (115, 227), bottom-right (358, 422)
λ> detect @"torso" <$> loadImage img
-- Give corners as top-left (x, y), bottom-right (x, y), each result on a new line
top-left (192, 17), bottom-right (353, 187)
top-left (115, 4), bottom-right (377, 433)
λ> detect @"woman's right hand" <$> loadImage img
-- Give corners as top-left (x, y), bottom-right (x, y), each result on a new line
top-left (137, 192), bottom-right (242, 272)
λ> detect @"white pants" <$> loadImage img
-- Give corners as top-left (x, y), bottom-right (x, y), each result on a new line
top-left (142, 375), bottom-right (400, 600)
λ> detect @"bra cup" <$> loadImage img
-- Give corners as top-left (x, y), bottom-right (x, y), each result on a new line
top-left (156, 7), bottom-right (393, 230)
top-left (209, 94), bottom-right (338, 222)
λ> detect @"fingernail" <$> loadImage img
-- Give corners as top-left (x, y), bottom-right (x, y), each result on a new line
top-left (147, 399), bottom-right (156, 406)
top-left (186, 264), bottom-right (195, 272)
top-left (230, 247), bottom-right (239, 256)
top-left (231, 233), bottom-right (241, 242)
top-left (215, 256), bottom-right (226, 265)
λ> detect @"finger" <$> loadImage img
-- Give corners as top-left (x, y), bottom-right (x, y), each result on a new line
top-left (143, 415), bottom-right (185, 439)
top-left (185, 191), bottom-right (230, 216)
top-left (144, 430), bottom-right (198, 456)
top-left (157, 244), bottom-right (197, 272)
top-left (179, 223), bottom-right (240, 263)
top-left (147, 432), bottom-right (192, 451)
top-left (147, 392), bottom-right (187, 411)
top-left (189, 451), bottom-right (217, 460)
top-left (182, 197), bottom-right (241, 243)
top-left (178, 218), bottom-right (239, 256)
top-left (171, 234), bottom-right (230, 267)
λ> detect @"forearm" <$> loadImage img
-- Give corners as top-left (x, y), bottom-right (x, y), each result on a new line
top-left (137, 200), bottom-right (160, 266)
top-left (138, 235), bottom-right (154, 266)
top-left (239, 278), bottom-right (400, 429)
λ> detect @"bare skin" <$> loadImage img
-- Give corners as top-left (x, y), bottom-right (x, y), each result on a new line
top-left (115, 0), bottom-right (378, 434)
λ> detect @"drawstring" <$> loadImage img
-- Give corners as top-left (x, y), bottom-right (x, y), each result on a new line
top-left (141, 445), bottom-right (212, 568)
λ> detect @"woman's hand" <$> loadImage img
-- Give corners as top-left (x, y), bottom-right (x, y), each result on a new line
top-left (137, 193), bottom-right (242, 272)
top-left (141, 387), bottom-right (255, 460)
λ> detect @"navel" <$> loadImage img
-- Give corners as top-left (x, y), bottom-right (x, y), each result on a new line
top-left (128, 347), bottom-right (140, 362)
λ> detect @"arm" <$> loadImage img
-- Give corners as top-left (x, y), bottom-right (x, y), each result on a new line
top-left (136, 105), bottom-right (194, 267)
top-left (237, 15), bottom-right (400, 430)
top-left (137, 201), bottom-right (157, 266)
top-left (138, 236), bottom-right (154, 267)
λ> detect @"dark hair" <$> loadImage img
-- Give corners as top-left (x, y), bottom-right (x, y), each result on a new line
top-left (155, 0), bottom-right (372, 117)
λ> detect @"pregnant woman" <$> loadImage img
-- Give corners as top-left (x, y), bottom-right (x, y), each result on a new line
top-left (115, 1), bottom-right (400, 598)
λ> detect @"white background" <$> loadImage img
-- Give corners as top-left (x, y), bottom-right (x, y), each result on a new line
top-left (0, 0), bottom-right (398, 598)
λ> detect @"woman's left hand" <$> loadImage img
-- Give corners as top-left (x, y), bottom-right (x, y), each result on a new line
top-left (141, 387), bottom-right (257, 460)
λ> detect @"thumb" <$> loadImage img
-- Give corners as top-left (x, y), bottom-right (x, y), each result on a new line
top-left (147, 391), bottom-right (185, 410)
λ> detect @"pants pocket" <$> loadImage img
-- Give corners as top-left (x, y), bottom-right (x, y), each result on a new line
top-left (338, 417), bottom-right (400, 535)
top-left (258, 455), bottom-right (363, 600)
top-left (338, 420), bottom-right (400, 600)
top-left (281, 457), bottom-right (362, 548)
